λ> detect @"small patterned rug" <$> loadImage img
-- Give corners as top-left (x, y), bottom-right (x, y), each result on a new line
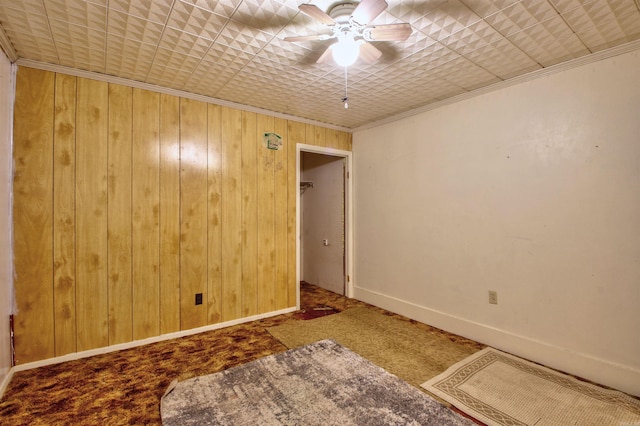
top-left (292, 305), bottom-right (340, 320)
top-left (161, 339), bottom-right (474, 425)
top-left (421, 347), bottom-right (640, 426)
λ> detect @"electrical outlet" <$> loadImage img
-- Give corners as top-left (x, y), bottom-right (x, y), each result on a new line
top-left (488, 290), bottom-right (498, 305)
top-left (195, 293), bottom-right (203, 305)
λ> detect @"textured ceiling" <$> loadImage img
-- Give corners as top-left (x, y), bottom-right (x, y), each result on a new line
top-left (0, 0), bottom-right (639, 129)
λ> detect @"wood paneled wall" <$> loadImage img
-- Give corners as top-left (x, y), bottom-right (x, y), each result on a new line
top-left (12, 67), bottom-right (351, 364)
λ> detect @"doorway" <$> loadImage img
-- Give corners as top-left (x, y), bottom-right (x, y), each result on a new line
top-left (297, 144), bottom-right (352, 305)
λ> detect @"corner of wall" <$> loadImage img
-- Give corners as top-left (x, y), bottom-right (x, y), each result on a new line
top-left (0, 49), bottom-right (15, 398)
top-left (0, 366), bottom-right (14, 399)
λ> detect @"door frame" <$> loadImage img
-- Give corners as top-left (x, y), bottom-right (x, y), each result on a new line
top-left (296, 143), bottom-right (353, 308)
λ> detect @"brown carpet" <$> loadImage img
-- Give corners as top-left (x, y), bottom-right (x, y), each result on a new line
top-left (0, 283), bottom-right (481, 425)
top-left (292, 304), bottom-right (340, 320)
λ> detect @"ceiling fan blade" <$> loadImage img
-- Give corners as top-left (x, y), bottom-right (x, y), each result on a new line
top-left (365, 23), bottom-right (412, 41)
top-left (299, 4), bottom-right (336, 26)
top-left (351, 0), bottom-right (388, 25)
top-left (316, 46), bottom-right (334, 64)
top-left (359, 41), bottom-right (383, 64)
top-left (284, 34), bottom-right (332, 42)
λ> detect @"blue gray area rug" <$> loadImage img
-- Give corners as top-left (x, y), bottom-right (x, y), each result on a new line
top-left (161, 339), bottom-right (475, 425)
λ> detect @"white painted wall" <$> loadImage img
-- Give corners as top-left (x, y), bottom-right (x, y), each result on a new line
top-left (0, 50), bottom-right (14, 391)
top-left (301, 152), bottom-right (345, 294)
top-left (353, 49), bottom-right (640, 396)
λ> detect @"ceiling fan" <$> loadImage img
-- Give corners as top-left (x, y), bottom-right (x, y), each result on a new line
top-left (284, 0), bottom-right (412, 67)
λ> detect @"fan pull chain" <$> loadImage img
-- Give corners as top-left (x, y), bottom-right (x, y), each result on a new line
top-left (341, 66), bottom-right (349, 109)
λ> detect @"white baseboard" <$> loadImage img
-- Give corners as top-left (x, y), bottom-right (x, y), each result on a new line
top-left (1, 306), bottom-right (296, 399)
top-left (0, 367), bottom-right (13, 399)
top-left (10, 306), bottom-right (296, 374)
top-left (353, 285), bottom-right (640, 397)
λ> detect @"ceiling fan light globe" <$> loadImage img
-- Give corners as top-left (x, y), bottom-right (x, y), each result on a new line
top-left (332, 37), bottom-right (360, 67)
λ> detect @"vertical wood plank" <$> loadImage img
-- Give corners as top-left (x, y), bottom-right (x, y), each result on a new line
top-left (287, 120), bottom-right (306, 307)
top-left (207, 104), bottom-right (222, 324)
top-left (241, 111), bottom-right (258, 317)
top-left (75, 77), bottom-right (109, 352)
top-left (337, 131), bottom-right (352, 151)
top-left (325, 128), bottom-right (340, 150)
top-left (325, 130), bottom-right (352, 151)
top-left (257, 114), bottom-right (276, 313)
top-left (274, 118), bottom-right (289, 310)
top-left (13, 67), bottom-right (55, 363)
top-left (318, 126), bottom-right (327, 147)
top-left (53, 73), bottom-right (77, 356)
top-left (179, 98), bottom-right (208, 329)
top-left (159, 93), bottom-right (181, 334)
top-left (107, 83), bottom-right (133, 345)
top-left (131, 88), bottom-right (160, 341)
top-left (306, 124), bottom-right (325, 147)
top-left (221, 106), bottom-right (243, 321)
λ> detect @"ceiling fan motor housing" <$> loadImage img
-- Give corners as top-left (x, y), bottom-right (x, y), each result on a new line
top-left (328, 2), bottom-right (358, 24)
